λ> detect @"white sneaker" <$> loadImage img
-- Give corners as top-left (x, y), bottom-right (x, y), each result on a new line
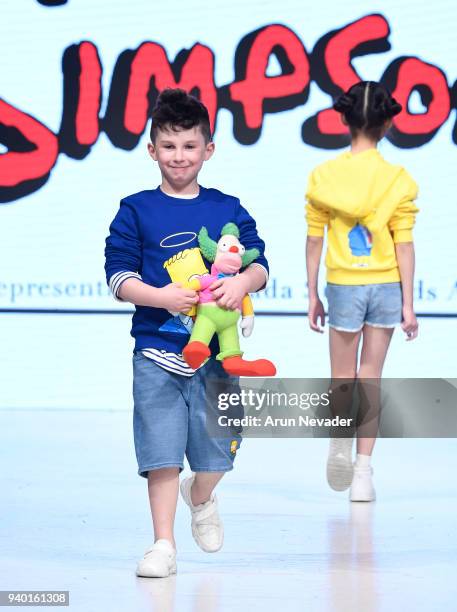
top-left (136, 539), bottom-right (177, 578)
top-left (326, 437), bottom-right (354, 491)
top-left (180, 475), bottom-right (223, 553)
top-left (350, 465), bottom-right (376, 502)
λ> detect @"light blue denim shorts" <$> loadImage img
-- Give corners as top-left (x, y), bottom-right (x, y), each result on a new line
top-left (325, 282), bottom-right (402, 333)
top-left (132, 352), bottom-right (242, 478)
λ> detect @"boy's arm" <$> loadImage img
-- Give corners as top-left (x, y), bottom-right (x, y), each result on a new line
top-left (105, 199), bottom-right (197, 311)
top-left (210, 265), bottom-right (266, 301)
top-left (117, 277), bottom-right (161, 306)
top-left (236, 201), bottom-right (269, 292)
top-left (104, 199), bottom-right (143, 301)
top-left (237, 264), bottom-right (266, 294)
top-left (209, 202), bottom-right (269, 309)
top-left (118, 277), bottom-right (198, 311)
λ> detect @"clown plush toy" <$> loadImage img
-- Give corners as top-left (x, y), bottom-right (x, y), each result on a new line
top-left (182, 222), bottom-right (276, 377)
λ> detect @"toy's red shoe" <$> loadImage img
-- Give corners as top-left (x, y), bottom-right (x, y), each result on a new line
top-left (183, 341), bottom-right (211, 369)
top-left (222, 356), bottom-right (276, 377)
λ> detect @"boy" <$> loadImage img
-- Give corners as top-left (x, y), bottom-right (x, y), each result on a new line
top-left (104, 88), bottom-right (269, 577)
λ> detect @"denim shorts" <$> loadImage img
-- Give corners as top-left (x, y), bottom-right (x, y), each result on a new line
top-left (325, 282), bottom-right (402, 333)
top-left (132, 352), bottom-right (243, 478)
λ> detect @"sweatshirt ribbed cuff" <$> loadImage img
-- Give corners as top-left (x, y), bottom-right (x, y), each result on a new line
top-left (393, 229), bottom-right (413, 243)
top-left (109, 271), bottom-right (142, 302)
top-left (248, 263), bottom-right (269, 291)
top-left (307, 226), bottom-right (325, 237)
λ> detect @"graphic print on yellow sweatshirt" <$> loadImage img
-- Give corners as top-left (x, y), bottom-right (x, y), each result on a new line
top-left (305, 148), bottom-right (419, 285)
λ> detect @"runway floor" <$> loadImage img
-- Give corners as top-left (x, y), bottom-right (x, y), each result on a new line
top-left (1, 408), bottom-right (456, 612)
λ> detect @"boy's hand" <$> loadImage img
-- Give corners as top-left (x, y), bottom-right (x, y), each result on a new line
top-left (157, 282), bottom-right (199, 313)
top-left (186, 278), bottom-right (201, 291)
top-left (209, 275), bottom-right (249, 310)
top-left (401, 306), bottom-right (418, 341)
top-left (308, 296), bottom-right (325, 333)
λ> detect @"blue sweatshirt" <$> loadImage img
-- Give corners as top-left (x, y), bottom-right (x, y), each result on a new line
top-left (104, 186), bottom-right (269, 353)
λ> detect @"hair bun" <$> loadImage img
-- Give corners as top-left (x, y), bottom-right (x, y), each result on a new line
top-left (387, 96), bottom-right (402, 117)
top-left (373, 96), bottom-right (402, 122)
top-left (333, 93), bottom-right (356, 114)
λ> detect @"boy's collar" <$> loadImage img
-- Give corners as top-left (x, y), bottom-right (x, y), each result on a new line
top-left (156, 185), bottom-right (207, 206)
top-left (159, 186), bottom-right (200, 199)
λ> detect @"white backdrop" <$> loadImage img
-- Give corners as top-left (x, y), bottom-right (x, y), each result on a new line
top-left (1, 0), bottom-right (456, 409)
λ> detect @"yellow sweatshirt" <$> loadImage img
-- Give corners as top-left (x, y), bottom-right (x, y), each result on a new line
top-left (305, 148), bottom-right (419, 285)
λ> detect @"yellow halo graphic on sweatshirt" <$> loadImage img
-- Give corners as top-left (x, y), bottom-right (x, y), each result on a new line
top-left (160, 232), bottom-right (197, 248)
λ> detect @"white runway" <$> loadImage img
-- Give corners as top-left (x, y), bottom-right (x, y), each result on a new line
top-left (1, 409), bottom-right (456, 612)
top-left (1, 316), bottom-right (456, 611)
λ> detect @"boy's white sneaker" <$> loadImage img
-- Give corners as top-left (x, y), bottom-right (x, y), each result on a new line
top-left (136, 539), bottom-right (177, 578)
top-left (349, 465), bottom-right (376, 502)
top-left (180, 475), bottom-right (223, 553)
top-left (326, 437), bottom-right (354, 491)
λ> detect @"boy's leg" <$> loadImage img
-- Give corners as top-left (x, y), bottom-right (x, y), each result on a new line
top-left (133, 352), bottom-right (188, 546)
top-left (147, 467), bottom-right (180, 547)
top-left (191, 472), bottom-right (225, 506)
top-left (181, 358), bottom-right (242, 552)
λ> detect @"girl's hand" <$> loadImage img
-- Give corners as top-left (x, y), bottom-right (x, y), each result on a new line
top-left (157, 282), bottom-right (199, 312)
top-left (308, 296), bottom-right (325, 333)
top-left (401, 306), bottom-right (418, 341)
top-left (209, 275), bottom-right (248, 310)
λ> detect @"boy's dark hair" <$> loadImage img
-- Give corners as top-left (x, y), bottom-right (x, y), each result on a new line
top-left (333, 81), bottom-right (402, 141)
top-left (150, 88), bottom-right (212, 143)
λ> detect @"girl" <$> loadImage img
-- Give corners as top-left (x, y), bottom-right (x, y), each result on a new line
top-left (305, 81), bottom-right (419, 501)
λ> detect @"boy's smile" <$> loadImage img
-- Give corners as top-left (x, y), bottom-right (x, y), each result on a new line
top-left (148, 126), bottom-right (215, 195)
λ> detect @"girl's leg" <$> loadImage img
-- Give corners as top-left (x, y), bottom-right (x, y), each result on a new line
top-left (147, 467), bottom-right (180, 548)
top-left (328, 327), bottom-right (361, 436)
top-left (326, 328), bottom-right (362, 490)
top-left (329, 327), bottom-right (362, 378)
top-left (329, 328), bottom-right (362, 412)
top-left (356, 325), bottom-right (394, 455)
top-left (191, 472), bottom-right (225, 506)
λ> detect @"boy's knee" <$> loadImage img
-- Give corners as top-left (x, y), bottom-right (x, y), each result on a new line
top-left (147, 466), bottom-right (180, 483)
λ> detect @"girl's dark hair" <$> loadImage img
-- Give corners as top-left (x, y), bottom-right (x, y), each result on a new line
top-left (150, 88), bottom-right (212, 143)
top-left (333, 81), bottom-right (402, 141)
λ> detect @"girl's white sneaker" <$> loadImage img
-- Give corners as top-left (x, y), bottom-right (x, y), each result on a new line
top-left (136, 539), bottom-right (177, 578)
top-left (349, 465), bottom-right (376, 502)
top-left (326, 437), bottom-right (354, 491)
top-left (180, 475), bottom-right (224, 553)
